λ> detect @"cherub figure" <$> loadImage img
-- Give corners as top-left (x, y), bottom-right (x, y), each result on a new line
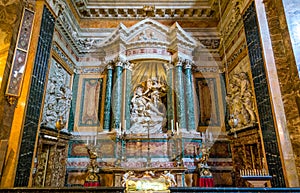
top-left (162, 171), bottom-right (177, 187)
top-left (122, 171), bottom-right (134, 187)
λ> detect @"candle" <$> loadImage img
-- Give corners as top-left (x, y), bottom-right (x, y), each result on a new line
top-left (94, 136), bottom-right (97, 146)
top-left (202, 132), bottom-right (206, 142)
top-left (209, 132), bottom-right (213, 142)
top-left (176, 122), bottom-right (179, 135)
top-left (171, 119), bottom-right (174, 133)
top-left (119, 122), bottom-right (122, 133)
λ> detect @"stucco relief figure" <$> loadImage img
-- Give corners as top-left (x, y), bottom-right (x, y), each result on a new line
top-left (41, 63), bottom-right (72, 129)
top-left (227, 72), bottom-right (257, 128)
top-left (130, 78), bottom-right (167, 133)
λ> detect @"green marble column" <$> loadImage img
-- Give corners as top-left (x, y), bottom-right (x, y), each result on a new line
top-left (124, 62), bottom-right (133, 131)
top-left (175, 58), bottom-right (187, 130)
top-left (184, 61), bottom-right (196, 131)
top-left (165, 63), bottom-right (175, 131)
top-left (112, 61), bottom-right (124, 129)
top-left (103, 65), bottom-right (113, 131)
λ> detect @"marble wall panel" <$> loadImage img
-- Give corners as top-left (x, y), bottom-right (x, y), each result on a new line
top-left (15, 6), bottom-right (55, 187)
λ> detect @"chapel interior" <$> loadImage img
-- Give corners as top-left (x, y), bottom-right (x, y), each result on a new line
top-left (0, 0), bottom-right (300, 191)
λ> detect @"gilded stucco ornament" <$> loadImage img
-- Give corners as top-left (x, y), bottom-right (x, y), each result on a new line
top-left (227, 72), bottom-right (257, 130)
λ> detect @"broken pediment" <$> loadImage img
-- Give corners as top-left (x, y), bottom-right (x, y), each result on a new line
top-left (102, 18), bottom-right (198, 62)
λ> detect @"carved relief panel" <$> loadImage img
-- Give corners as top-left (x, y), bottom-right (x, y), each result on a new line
top-left (32, 128), bottom-right (71, 187)
top-left (41, 58), bottom-right (72, 129)
top-left (227, 57), bottom-right (257, 131)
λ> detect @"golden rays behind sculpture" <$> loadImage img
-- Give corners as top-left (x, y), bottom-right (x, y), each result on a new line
top-left (131, 60), bottom-right (167, 91)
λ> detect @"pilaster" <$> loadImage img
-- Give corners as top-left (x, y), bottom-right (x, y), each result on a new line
top-left (1, 0), bottom-right (55, 187)
top-left (124, 62), bottom-right (134, 131)
top-left (258, 0), bottom-right (300, 187)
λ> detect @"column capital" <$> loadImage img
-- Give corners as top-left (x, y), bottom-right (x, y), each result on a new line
top-left (163, 62), bottom-right (174, 71)
top-left (106, 64), bottom-right (114, 70)
top-left (124, 61), bottom-right (135, 71)
top-left (174, 57), bottom-right (185, 67)
top-left (183, 59), bottom-right (194, 69)
top-left (114, 56), bottom-right (128, 67)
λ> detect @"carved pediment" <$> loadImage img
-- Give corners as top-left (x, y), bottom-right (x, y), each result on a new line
top-left (102, 18), bottom-right (198, 62)
top-left (129, 29), bottom-right (167, 43)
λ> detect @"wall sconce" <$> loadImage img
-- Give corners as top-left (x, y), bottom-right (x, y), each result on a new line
top-left (5, 8), bottom-right (35, 105)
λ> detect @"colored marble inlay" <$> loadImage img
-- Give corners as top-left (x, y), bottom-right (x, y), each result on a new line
top-left (17, 9), bottom-right (34, 50)
top-left (7, 49), bottom-right (27, 96)
top-left (195, 78), bottom-right (220, 126)
top-left (79, 78), bottom-right (103, 127)
top-left (183, 140), bottom-right (201, 158)
top-left (126, 140), bottom-right (168, 158)
top-left (68, 140), bottom-right (115, 158)
top-left (6, 9), bottom-right (34, 97)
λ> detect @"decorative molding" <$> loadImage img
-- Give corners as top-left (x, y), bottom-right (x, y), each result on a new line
top-left (220, 1), bottom-right (244, 49)
top-left (227, 42), bottom-right (247, 68)
top-left (46, 0), bottom-right (66, 17)
top-left (197, 39), bottom-right (221, 49)
top-left (194, 66), bottom-right (220, 73)
top-left (69, 1), bottom-right (219, 20)
top-left (52, 44), bottom-right (75, 70)
top-left (101, 18), bottom-right (197, 63)
top-left (74, 66), bottom-right (105, 74)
